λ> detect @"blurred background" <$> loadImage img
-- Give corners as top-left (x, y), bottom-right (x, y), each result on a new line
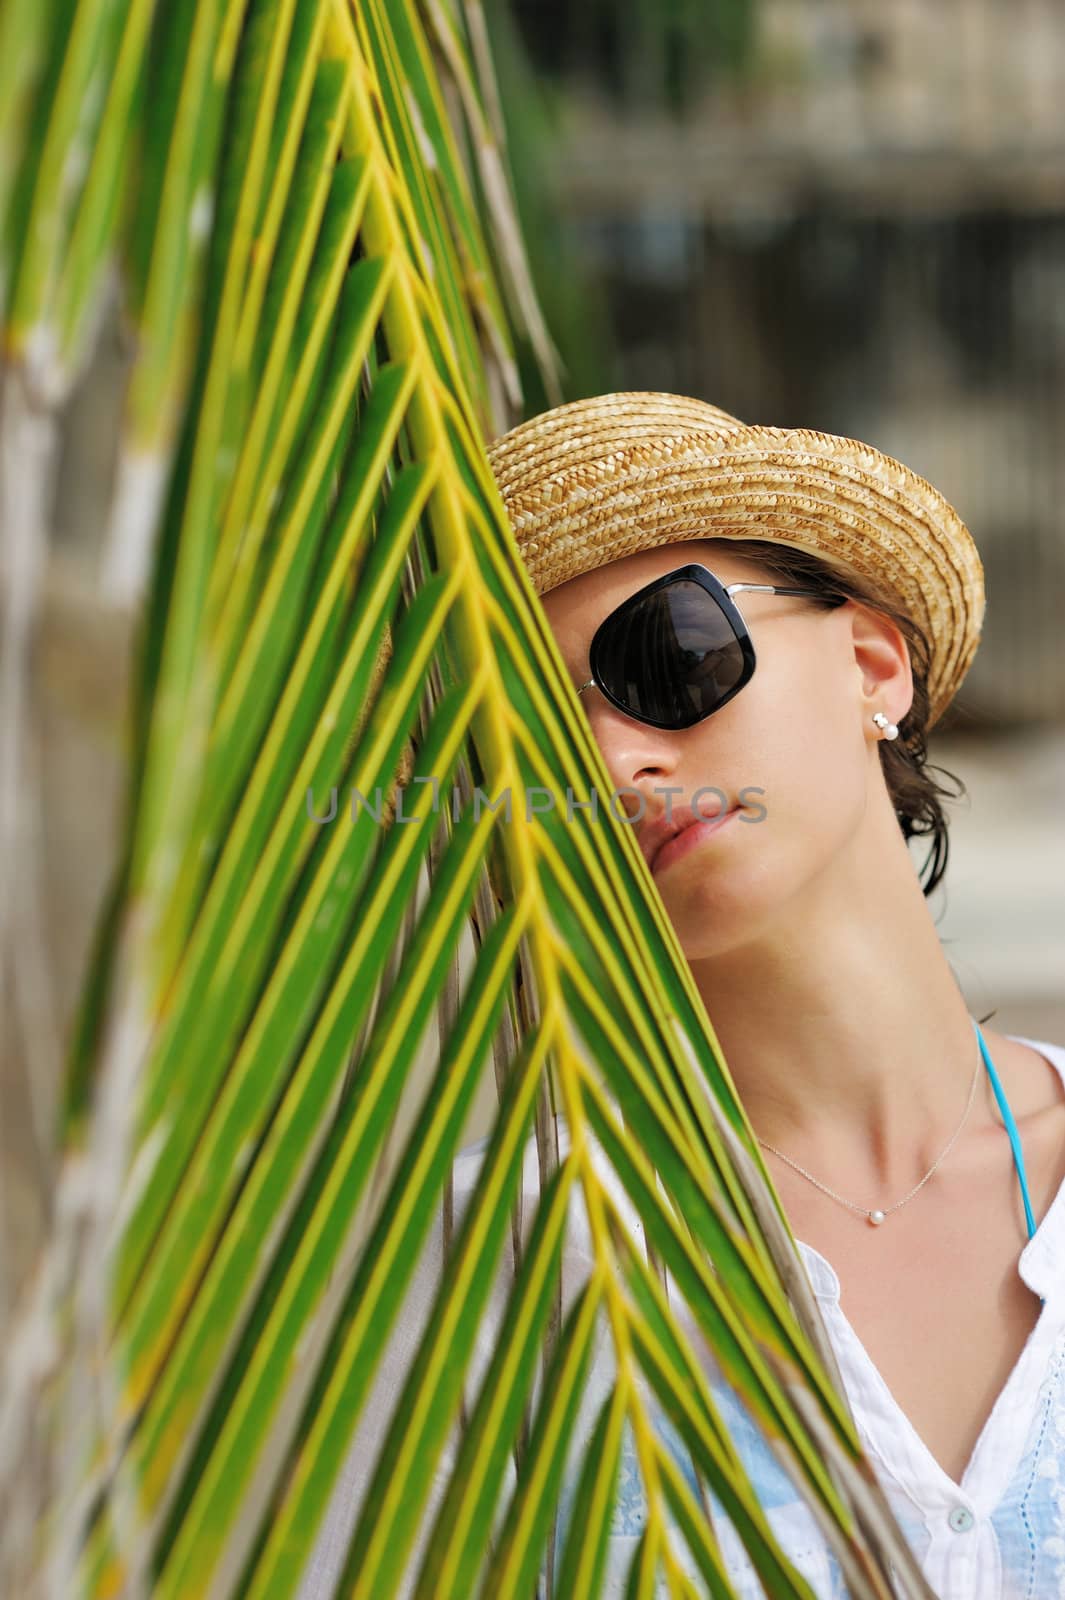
top-left (4, 0), bottom-right (1063, 1304)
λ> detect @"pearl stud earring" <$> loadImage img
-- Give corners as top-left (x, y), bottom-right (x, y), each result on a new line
top-left (872, 711), bottom-right (899, 740)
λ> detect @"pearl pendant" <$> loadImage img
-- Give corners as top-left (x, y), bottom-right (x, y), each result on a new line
top-left (868, 1209), bottom-right (886, 1226)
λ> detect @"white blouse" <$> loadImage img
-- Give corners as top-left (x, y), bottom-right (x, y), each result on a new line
top-left (701, 1031), bottom-right (1065, 1600)
top-left (300, 1033), bottom-right (1065, 1600)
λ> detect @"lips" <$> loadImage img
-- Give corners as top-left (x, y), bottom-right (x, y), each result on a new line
top-left (640, 800), bottom-right (740, 875)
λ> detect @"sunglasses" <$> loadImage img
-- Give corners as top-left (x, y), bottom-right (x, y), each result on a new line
top-left (575, 563), bottom-right (838, 729)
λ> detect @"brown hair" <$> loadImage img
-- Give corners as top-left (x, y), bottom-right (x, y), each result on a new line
top-left (707, 537), bottom-right (966, 898)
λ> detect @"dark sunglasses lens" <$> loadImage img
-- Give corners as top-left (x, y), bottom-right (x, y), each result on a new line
top-left (597, 579), bottom-right (747, 725)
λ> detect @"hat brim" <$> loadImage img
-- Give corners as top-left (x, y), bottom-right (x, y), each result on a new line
top-left (489, 399), bottom-right (985, 729)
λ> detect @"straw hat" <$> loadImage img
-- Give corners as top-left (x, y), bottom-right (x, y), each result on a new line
top-left (487, 392), bottom-right (985, 727)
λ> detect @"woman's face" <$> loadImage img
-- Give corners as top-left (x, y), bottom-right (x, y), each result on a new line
top-left (540, 537), bottom-right (912, 960)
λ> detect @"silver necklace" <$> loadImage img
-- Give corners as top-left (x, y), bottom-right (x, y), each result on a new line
top-left (756, 1044), bottom-right (983, 1226)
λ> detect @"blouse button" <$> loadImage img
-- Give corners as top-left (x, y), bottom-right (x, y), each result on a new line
top-left (948, 1505), bottom-right (975, 1533)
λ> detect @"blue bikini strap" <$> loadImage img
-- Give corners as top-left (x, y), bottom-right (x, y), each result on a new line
top-left (974, 1018), bottom-right (1038, 1241)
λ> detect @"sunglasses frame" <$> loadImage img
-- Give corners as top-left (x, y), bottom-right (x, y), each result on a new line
top-left (576, 563), bottom-right (830, 729)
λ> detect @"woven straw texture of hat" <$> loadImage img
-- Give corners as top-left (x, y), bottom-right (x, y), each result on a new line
top-left (487, 392), bottom-right (985, 728)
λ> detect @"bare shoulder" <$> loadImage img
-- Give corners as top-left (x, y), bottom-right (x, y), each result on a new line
top-left (980, 1026), bottom-right (1065, 1121)
top-left (980, 1025), bottom-right (1065, 1221)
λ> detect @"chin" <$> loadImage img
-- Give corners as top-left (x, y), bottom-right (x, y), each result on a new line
top-left (656, 835), bottom-right (812, 960)
top-left (659, 869), bottom-right (775, 959)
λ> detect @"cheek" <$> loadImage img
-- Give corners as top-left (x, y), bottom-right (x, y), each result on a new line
top-left (720, 631), bottom-right (867, 834)
top-left (768, 678), bottom-right (869, 841)
top-left (657, 645), bottom-right (870, 949)
top-left (751, 619), bottom-right (868, 811)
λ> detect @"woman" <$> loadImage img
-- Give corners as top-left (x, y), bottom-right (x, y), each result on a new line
top-left (483, 393), bottom-right (1065, 1597)
top-left (304, 394), bottom-right (1065, 1600)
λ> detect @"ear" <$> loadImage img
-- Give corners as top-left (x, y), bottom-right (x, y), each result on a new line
top-left (848, 602), bottom-right (913, 735)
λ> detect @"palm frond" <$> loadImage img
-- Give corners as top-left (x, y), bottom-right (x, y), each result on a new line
top-left (0, 1), bottom-right (936, 1596)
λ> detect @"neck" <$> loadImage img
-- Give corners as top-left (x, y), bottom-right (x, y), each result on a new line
top-left (687, 831), bottom-right (988, 1194)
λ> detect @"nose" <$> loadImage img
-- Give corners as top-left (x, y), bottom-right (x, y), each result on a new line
top-left (584, 696), bottom-right (683, 822)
